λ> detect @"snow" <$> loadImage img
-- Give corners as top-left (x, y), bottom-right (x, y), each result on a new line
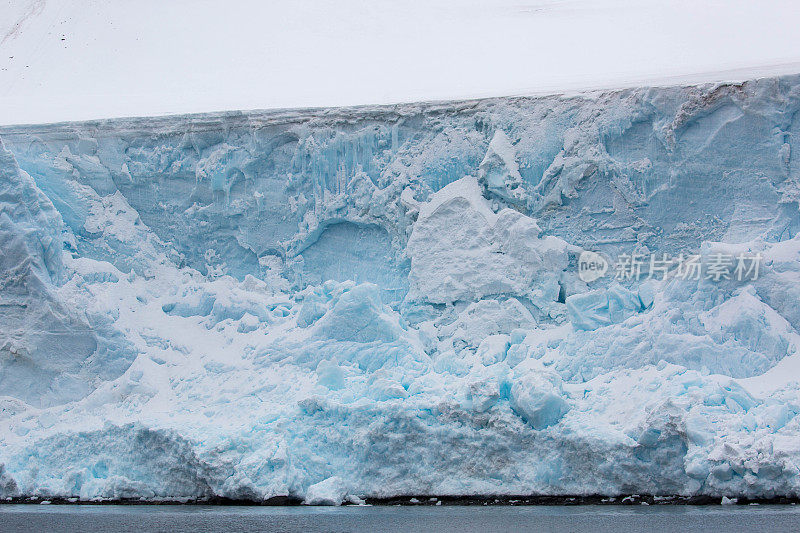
top-left (3, 1), bottom-right (800, 125)
top-left (3, 73), bottom-right (800, 501)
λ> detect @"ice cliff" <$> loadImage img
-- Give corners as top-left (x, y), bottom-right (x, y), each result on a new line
top-left (3, 75), bottom-right (800, 502)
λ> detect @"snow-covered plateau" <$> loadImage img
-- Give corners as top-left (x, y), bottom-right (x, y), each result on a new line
top-left (3, 75), bottom-right (800, 503)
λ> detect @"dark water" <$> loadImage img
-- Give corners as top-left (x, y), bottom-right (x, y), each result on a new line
top-left (2, 504), bottom-right (800, 533)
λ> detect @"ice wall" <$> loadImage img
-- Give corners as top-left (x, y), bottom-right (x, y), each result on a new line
top-left (2, 75), bottom-right (800, 502)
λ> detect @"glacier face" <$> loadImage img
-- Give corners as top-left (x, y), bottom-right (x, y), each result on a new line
top-left (2, 76), bottom-right (800, 502)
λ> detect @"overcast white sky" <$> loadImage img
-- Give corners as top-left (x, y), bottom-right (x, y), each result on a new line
top-left (2, 0), bottom-right (800, 125)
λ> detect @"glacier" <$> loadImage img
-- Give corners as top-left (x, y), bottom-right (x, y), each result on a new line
top-left (2, 75), bottom-right (800, 503)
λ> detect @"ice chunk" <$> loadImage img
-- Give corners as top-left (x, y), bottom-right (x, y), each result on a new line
top-left (435, 298), bottom-right (536, 351)
top-left (700, 288), bottom-right (793, 360)
top-left (297, 297), bottom-right (327, 327)
top-left (406, 176), bottom-right (568, 305)
top-left (478, 130), bottom-right (525, 203)
top-left (303, 476), bottom-right (348, 506)
top-left (312, 283), bottom-right (402, 343)
top-left (476, 335), bottom-right (511, 366)
top-left (367, 376), bottom-right (409, 401)
top-left (316, 360), bottom-right (345, 390)
top-left (566, 283), bottom-right (647, 331)
top-left (510, 366), bottom-right (570, 430)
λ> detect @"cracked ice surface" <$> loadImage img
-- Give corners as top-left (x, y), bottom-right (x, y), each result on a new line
top-left (3, 76), bottom-right (800, 502)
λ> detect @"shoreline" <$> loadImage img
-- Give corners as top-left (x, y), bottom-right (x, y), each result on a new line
top-left (3, 494), bottom-right (799, 507)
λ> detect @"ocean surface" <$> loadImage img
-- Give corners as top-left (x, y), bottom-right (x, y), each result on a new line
top-left (2, 504), bottom-right (800, 532)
